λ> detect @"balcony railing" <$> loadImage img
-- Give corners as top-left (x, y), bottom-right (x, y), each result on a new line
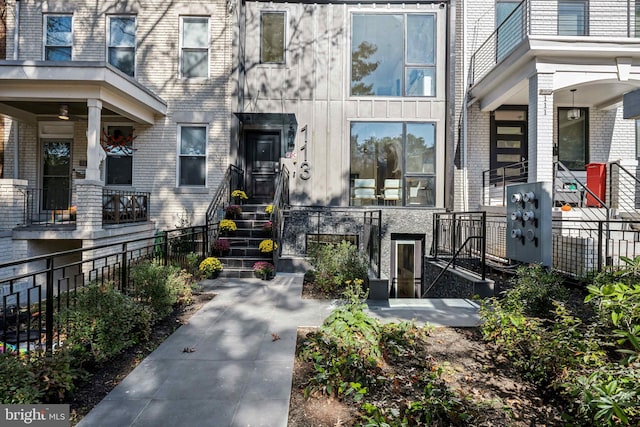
top-left (25, 188), bottom-right (76, 226)
top-left (102, 190), bottom-right (150, 225)
top-left (470, 0), bottom-right (639, 85)
top-left (482, 161), bottom-right (528, 206)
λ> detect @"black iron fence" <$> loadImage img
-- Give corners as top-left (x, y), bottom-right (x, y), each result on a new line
top-left (431, 212), bottom-right (487, 280)
top-left (0, 225), bottom-right (210, 355)
top-left (434, 212), bottom-right (640, 280)
top-left (284, 207), bottom-right (382, 279)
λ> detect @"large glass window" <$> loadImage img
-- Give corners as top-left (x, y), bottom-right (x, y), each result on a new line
top-left (558, 107), bottom-right (588, 170)
top-left (351, 14), bottom-right (435, 97)
top-left (558, 0), bottom-right (588, 36)
top-left (180, 17), bottom-right (209, 78)
top-left (350, 122), bottom-right (435, 206)
top-left (108, 16), bottom-right (136, 77)
top-left (105, 126), bottom-right (134, 185)
top-left (44, 15), bottom-right (72, 60)
top-left (178, 126), bottom-right (207, 186)
top-left (260, 12), bottom-right (285, 63)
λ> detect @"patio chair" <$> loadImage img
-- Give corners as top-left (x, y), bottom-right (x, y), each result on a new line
top-left (353, 179), bottom-right (377, 205)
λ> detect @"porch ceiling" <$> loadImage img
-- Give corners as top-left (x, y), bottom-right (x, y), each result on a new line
top-left (469, 37), bottom-right (640, 112)
top-left (0, 61), bottom-right (167, 125)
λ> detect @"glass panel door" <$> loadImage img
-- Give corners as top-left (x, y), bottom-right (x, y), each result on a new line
top-left (392, 239), bottom-right (423, 298)
top-left (490, 108), bottom-right (527, 181)
top-left (42, 141), bottom-right (71, 210)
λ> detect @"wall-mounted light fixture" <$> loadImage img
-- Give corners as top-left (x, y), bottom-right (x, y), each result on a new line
top-left (287, 124), bottom-right (295, 150)
top-left (58, 104), bottom-right (70, 120)
top-left (567, 89), bottom-right (581, 121)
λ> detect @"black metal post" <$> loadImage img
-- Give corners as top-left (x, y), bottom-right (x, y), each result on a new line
top-left (163, 231), bottom-right (169, 266)
top-left (597, 220), bottom-right (603, 272)
top-left (121, 242), bottom-right (128, 293)
top-left (451, 213), bottom-right (457, 270)
top-left (45, 257), bottom-right (54, 354)
top-left (481, 212), bottom-right (487, 280)
top-left (433, 213), bottom-right (440, 259)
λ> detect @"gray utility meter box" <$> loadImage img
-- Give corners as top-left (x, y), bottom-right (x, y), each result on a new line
top-left (506, 182), bottom-right (552, 266)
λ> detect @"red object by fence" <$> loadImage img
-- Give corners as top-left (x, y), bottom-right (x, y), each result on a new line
top-left (585, 163), bottom-right (606, 207)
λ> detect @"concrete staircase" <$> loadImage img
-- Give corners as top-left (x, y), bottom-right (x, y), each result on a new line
top-left (216, 204), bottom-right (273, 278)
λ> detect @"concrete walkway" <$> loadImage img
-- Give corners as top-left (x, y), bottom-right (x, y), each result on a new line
top-left (77, 273), bottom-right (480, 427)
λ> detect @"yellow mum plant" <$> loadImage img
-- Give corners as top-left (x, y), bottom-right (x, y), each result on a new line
top-left (219, 219), bottom-right (237, 232)
top-left (199, 257), bottom-right (223, 277)
top-left (259, 239), bottom-right (278, 253)
top-left (231, 189), bottom-right (248, 200)
top-left (265, 204), bottom-right (274, 214)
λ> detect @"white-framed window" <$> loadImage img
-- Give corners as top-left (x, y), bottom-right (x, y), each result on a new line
top-left (44, 14), bottom-right (73, 60)
top-left (104, 125), bottom-right (135, 186)
top-left (180, 17), bottom-right (210, 78)
top-left (260, 11), bottom-right (286, 63)
top-left (351, 13), bottom-right (436, 97)
top-left (108, 16), bottom-right (136, 77)
top-left (178, 125), bottom-right (207, 186)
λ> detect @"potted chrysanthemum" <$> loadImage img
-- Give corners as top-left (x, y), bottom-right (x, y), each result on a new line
top-left (199, 257), bottom-right (223, 279)
top-left (212, 238), bottom-right (231, 256)
top-left (224, 204), bottom-right (242, 219)
top-left (252, 261), bottom-right (274, 280)
top-left (231, 189), bottom-right (248, 204)
top-left (219, 219), bottom-right (237, 236)
top-left (258, 239), bottom-right (278, 255)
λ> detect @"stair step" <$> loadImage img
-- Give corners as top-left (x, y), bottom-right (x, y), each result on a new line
top-left (215, 202), bottom-right (274, 277)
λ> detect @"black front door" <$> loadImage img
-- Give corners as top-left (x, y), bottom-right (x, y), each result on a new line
top-left (490, 107), bottom-right (528, 181)
top-left (245, 131), bottom-right (280, 203)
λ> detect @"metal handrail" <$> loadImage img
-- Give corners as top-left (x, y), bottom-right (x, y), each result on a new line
top-left (270, 165), bottom-right (290, 273)
top-left (423, 235), bottom-right (485, 298)
top-left (554, 161), bottom-right (609, 217)
top-left (482, 161), bottom-right (528, 205)
top-left (205, 165), bottom-right (244, 231)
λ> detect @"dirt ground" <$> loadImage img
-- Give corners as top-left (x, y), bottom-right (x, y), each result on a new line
top-left (289, 276), bottom-right (565, 426)
top-left (287, 326), bottom-right (564, 427)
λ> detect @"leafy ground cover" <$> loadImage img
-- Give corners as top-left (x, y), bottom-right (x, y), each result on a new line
top-left (290, 243), bottom-right (640, 426)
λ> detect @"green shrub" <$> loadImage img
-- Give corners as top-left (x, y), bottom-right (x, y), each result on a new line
top-left (300, 284), bottom-right (382, 397)
top-left (0, 353), bottom-right (41, 403)
top-left (29, 349), bottom-right (82, 403)
top-left (0, 349), bottom-right (82, 404)
top-left (308, 240), bottom-right (368, 294)
top-left (562, 365), bottom-right (640, 426)
top-left (63, 283), bottom-right (152, 364)
top-left (130, 260), bottom-right (194, 319)
top-left (185, 252), bottom-right (201, 277)
top-left (502, 264), bottom-right (569, 318)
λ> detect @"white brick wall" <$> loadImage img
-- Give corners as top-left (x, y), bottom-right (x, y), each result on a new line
top-left (4, 0), bottom-right (233, 231)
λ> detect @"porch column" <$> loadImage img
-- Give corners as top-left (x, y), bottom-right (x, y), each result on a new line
top-left (76, 98), bottom-right (104, 232)
top-left (528, 73), bottom-right (554, 183)
top-left (86, 99), bottom-right (104, 181)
